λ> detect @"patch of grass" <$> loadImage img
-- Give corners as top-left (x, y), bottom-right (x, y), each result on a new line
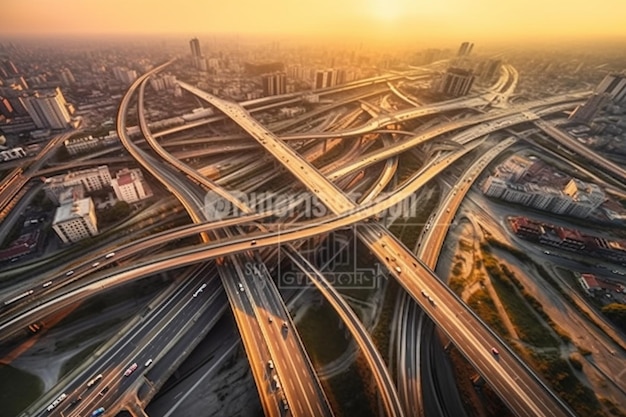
top-left (467, 288), bottom-right (510, 338)
top-left (296, 301), bottom-right (350, 367)
top-left (388, 185), bottom-right (440, 250)
top-left (529, 352), bottom-right (606, 417)
top-left (489, 264), bottom-right (560, 348)
top-left (599, 397), bottom-right (626, 417)
top-left (323, 362), bottom-right (376, 417)
top-left (370, 279), bottom-right (399, 363)
top-left (0, 364), bottom-right (44, 417)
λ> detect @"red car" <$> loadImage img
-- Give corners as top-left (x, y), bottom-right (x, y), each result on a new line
top-left (491, 347), bottom-right (500, 356)
top-left (124, 363), bottom-right (138, 376)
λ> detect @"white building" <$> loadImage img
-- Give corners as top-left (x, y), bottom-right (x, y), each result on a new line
top-left (45, 166), bottom-right (112, 203)
top-left (21, 87), bottom-right (72, 129)
top-left (64, 134), bottom-right (118, 155)
top-left (481, 176), bottom-right (508, 198)
top-left (113, 67), bottom-right (138, 85)
top-left (111, 168), bottom-right (151, 203)
top-left (52, 197), bottom-right (99, 243)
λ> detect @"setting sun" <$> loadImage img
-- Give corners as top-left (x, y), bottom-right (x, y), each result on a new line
top-left (367, 0), bottom-right (423, 22)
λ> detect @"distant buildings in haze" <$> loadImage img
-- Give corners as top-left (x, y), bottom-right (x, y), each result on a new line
top-left (457, 41), bottom-right (474, 57)
top-left (440, 67), bottom-right (475, 97)
top-left (261, 72), bottom-right (286, 96)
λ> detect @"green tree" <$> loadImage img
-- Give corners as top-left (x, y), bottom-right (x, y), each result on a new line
top-left (601, 303), bottom-right (626, 331)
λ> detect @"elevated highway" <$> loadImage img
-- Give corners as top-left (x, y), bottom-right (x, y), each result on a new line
top-left (176, 81), bottom-right (577, 417)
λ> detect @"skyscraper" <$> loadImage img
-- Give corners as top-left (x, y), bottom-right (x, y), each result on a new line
top-left (569, 93), bottom-right (609, 123)
top-left (0, 58), bottom-right (19, 78)
top-left (189, 37), bottom-right (202, 58)
top-left (261, 72), bottom-right (286, 96)
top-left (21, 87), bottom-right (72, 129)
top-left (313, 69), bottom-right (336, 90)
top-left (457, 42), bottom-right (474, 57)
top-left (59, 68), bottom-right (76, 86)
top-left (440, 68), bottom-right (475, 97)
top-left (595, 73), bottom-right (626, 104)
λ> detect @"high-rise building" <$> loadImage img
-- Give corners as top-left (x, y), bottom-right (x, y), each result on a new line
top-left (0, 96), bottom-right (14, 118)
top-left (59, 68), bottom-right (76, 86)
top-left (20, 87), bottom-right (72, 129)
top-left (569, 93), bottom-right (609, 123)
top-left (595, 73), bottom-right (626, 104)
top-left (261, 72), bottom-right (286, 96)
top-left (149, 77), bottom-right (166, 92)
top-left (112, 67), bottom-right (138, 85)
top-left (190, 37), bottom-right (202, 58)
top-left (0, 59), bottom-right (19, 78)
top-left (313, 69), bottom-right (337, 90)
top-left (457, 42), bottom-right (474, 57)
top-left (244, 62), bottom-right (284, 76)
top-left (440, 68), bottom-right (475, 97)
top-left (52, 197), bottom-right (99, 243)
top-left (481, 59), bottom-right (502, 81)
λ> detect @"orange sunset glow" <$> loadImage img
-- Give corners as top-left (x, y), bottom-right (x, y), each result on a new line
top-left (2, 0), bottom-right (625, 42)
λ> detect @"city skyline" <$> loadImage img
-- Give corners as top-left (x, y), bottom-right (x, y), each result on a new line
top-left (2, 0), bottom-right (626, 43)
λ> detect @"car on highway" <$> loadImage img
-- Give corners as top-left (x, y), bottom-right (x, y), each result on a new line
top-left (421, 290), bottom-right (428, 297)
top-left (491, 347), bottom-right (500, 356)
top-left (238, 282), bottom-right (245, 292)
top-left (92, 262), bottom-right (100, 268)
top-left (124, 363), bottom-right (138, 377)
top-left (145, 359), bottom-right (153, 367)
top-left (105, 252), bottom-right (115, 259)
top-left (268, 360), bottom-right (274, 370)
top-left (268, 316), bottom-right (273, 323)
top-left (43, 281), bottom-right (52, 287)
top-left (272, 374), bottom-right (281, 390)
top-left (99, 386), bottom-right (110, 396)
top-left (395, 266), bottom-right (402, 273)
top-left (193, 283), bottom-right (207, 297)
top-left (91, 407), bottom-right (105, 417)
top-left (69, 396), bottom-right (82, 408)
top-left (66, 270), bottom-right (74, 276)
top-left (87, 373), bottom-right (103, 388)
top-left (46, 393), bottom-right (67, 412)
top-left (251, 240), bottom-right (257, 245)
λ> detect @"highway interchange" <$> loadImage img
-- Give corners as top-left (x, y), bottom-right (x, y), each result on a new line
top-left (0, 57), bottom-right (615, 417)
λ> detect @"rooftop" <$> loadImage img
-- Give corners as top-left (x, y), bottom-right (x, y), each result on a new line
top-left (53, 197), bottom-right (93, 224)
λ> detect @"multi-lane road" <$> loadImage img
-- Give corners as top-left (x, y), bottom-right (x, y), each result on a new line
top-left (3, 58), bottom-right (599, 417)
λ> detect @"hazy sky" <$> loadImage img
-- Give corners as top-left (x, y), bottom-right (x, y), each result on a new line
top-left (2, 0), bottom-right (625, 43)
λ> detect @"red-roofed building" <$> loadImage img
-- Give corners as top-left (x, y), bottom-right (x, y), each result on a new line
top-left (510, 216), bottom-right (543, 239)
top-left (556, 227), bottom-right (586, 250)
top-left (0, 230), bottom-right (40, 262)
top-left (579, 273), bottom-right (601, 294)
top-left (111, 168), bottom-right (152, 203)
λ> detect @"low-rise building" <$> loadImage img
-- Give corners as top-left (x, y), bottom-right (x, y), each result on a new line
top-left (52, 197), bottom-right (99, 243)
top-left (111, 168), bottom-right (152, 203)
top-left (44, 166), bottom-right (111, 203)
top-left (64, 134), bottom-right (118, 155)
